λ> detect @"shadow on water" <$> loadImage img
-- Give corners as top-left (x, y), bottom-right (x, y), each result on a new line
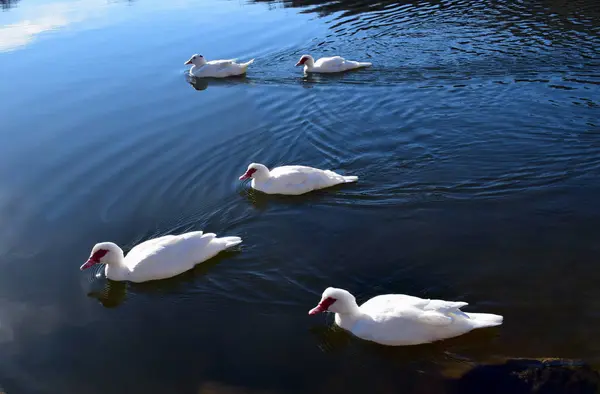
top-left (87, 279), bottom-right (128, 308)
top-left (1, 0), bottom-right (600, 391)
top-left (309, 322), bottom-right (452, 361)
top-left (310, 319), bottom-right (502, 357)
top-left (241, 0), bottom-right (599, 90)
top-left (249, 0), bottom-right (600, 22)
top-left (185, 72), bottom-right (374, 92)
top-left (86, 250), bottom-right (242, 308)
top-left (0, 0), bottom-right (19, 10)
top-left (309, 321), bottom-right (600, 393)
top-left (185, 74), bottom-right (253, 91)
top-left (298, 68), bottom-right (373, 88)
top-left (251, 0), bottom-right (600, 64)
top-left (239, 182), bottom-right (357, 211)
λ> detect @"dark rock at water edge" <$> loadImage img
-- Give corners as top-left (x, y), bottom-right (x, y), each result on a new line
top-left (447, 359), bottom-right (600, 394)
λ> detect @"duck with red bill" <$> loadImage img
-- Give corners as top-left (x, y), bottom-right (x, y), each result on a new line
top-left (308, 287), bottom-right (504, 346)
top-left (308, 297), bottom-right (337, 315)
top-left (237, 162), bottom-right (358, 195)
top-left (239, 167), bottom-right (257, 180)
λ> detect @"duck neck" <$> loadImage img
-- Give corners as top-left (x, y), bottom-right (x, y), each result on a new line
top-left (334, 303), bottom-right (363, 331)
top-left (190, 65), bottom-right (202, 75)
top-left (251, 167), bottom-right (271, 185)
top-left (104, 253), bottom-right (128, 281)
top-left (193, 59), bottom-right (207, 68)
top-left (303, 58), bottom-right (315, 72)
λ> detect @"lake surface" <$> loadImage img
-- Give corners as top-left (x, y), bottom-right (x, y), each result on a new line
top-left (0, 0), bottom-right (599, 392)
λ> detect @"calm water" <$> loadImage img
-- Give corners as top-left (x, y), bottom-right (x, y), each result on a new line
top-left (1, 0), bottom-right (599, 392)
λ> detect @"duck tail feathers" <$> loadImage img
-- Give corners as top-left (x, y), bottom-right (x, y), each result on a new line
top-left (465, 312), bottom-right (504, 328)
top-left (218, 236), bottom-right (243, 248)
top-left (357, 62), bottom-right (372, 68)
top-left (343, 176), bottom-right (358, 183)
top-left (242, 59), bottom-right (255, 68)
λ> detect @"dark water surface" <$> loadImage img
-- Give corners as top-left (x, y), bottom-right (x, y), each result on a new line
top-left (1, 0), bottom-right (600, 392)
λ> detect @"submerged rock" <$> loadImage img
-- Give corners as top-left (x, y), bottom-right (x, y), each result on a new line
top-left (447, 358), bottom-right (600, 394)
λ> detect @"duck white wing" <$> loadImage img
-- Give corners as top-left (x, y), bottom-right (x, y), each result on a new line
top-left (312, 56), bottom-right (371, 72)
top-left (192, 59), bottom-right (254, 78)
top-left (266, 166), bottom-right (347, 195)
top-left (206, 59), bottom-right (237, 67)
top-left (416, 299), bottom-right (470, 326)
top-left (123, 233), bottom-right (185, 266)
top-left (314, 56), bottom-right (346, 69)
top-left (361, 294), bottom-right (468, 316)
top-left (271, 165), bottom-right (327, 183)
top-left (123, 231), bottom-right (224, 282)
top-left (352, 295), bottom-right (472, 345)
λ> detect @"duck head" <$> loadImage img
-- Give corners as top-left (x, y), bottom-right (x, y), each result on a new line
top-left (185, 54), bottom-right (206, 67)
top-left (295, 54), bottom-right (315, 68)
top-left (80, 242), bottom-right (124, 270)
top-left (239, 163), bottom-right (270, 181)
top-left (309, 287), bottom-right (357, 315)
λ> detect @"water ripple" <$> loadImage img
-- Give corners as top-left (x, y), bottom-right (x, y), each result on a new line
top-left (1, 1), bottom-right (600, 388)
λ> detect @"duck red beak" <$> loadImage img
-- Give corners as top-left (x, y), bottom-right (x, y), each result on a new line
top-left (308, 304), bottom-right (327, 315)
top-left (295, 61), bottom-right (303, 66)
top-left (308, 297), bottom-right (336, 315)
top-left (184, 59), bottom-right (192, 65)
top-left (80, 258), bottom-right (97, 271)
top-left (239, 168), bottom-right (257, 181)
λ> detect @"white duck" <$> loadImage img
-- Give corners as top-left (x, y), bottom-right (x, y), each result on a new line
top-left (185, 54), bottom-right (254, 78)
top-left (80, 231), bottom-right (242, 283)
top-left (309, 287), bottom-right (503, 346)
top-left (295, 54), bottom-right (372, 73)
top-left (239, 163), bottom-right (358, 195)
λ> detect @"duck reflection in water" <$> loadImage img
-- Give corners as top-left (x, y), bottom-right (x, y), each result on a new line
top-left (240, 183), bottom-right (352, 211)
top-left (185, 74), bottom-right (252, 91)
top-left (298, 71), bottom-right (360, 89)
top-left (86, 251), bottom-right (240, 308)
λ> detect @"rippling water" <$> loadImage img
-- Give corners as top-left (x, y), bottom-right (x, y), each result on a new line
top-left (0, 0), bottom-right (599, 392)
